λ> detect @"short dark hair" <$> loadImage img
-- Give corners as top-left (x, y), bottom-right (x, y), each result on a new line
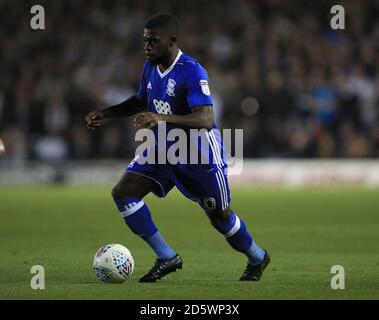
top-left (145, 14), bottom-right (180, 36)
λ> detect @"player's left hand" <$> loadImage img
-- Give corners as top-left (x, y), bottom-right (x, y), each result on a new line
top-left (134, 112), bottom-right (164, 129)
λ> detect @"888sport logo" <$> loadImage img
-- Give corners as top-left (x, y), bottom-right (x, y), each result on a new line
top-left (153, 99), bottom-right (172, 115)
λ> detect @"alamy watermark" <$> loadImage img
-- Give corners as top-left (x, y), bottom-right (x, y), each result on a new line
top-left (30, 5), bottom-right (45, 30)
top-left (330, 265), bottom-right (345, 290)
top-left (30, 4), bottom-right (345, 31)
top-left (130, 123), bottom-right (244, 175)
top-left (330, 5), bottom-right (345, 30)
top-left (30, 265), bottom-right (45, 289)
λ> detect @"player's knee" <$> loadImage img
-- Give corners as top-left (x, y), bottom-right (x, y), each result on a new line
top-left (205, 207), bottom-right (232, 227)
top-left (111, 183), bottom-right (134, 200)
top-left (111, 184), bottom-right (122, 200)
top-left (112, 182), bottom-right (144, 200)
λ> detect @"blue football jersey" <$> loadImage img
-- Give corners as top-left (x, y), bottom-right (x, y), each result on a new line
top-left (137, 50), bottom-right (227, 173)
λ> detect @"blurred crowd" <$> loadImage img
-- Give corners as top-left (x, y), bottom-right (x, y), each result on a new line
top-left (1, 0), bottom-right (379, 165)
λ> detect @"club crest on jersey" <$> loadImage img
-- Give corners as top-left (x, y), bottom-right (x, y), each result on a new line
top-left (200, 80), bottom-right (210, 96)
top-left (166, 78), bottom-right (176, 97)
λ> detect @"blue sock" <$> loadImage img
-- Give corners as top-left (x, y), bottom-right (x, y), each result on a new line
top-left (114, 197), bottom-right (176, 259)
top-left (213, 211), bottom-right (265, 265)
top-left (145, 231), bottom-right (176, 260)
top-left (246, 240), bottom-right (266, 266)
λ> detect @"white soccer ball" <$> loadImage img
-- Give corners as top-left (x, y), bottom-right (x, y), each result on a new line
top-left (93, 244), bottom-right (135, 283)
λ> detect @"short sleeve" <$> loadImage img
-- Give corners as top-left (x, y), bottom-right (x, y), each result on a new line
top-left (185, 63), bottom-right (213, 108)
top-left (137, 61), bottom-right (149, 103)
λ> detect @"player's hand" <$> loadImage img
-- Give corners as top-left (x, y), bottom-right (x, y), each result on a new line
top-left (86, 110), bottom-right (105, 130)
top-left (134, 112), bottom-right (164, 129)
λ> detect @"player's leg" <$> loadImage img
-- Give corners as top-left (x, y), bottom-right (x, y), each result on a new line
top-left (174, 167), bottom-right (269, 280)
top-left (204, 207), bottom-right (263, 262)
top-left (112, 167), bottom-right (183, 283)
top-left (204, 206), bottom-right (270, 281)
top-left (111, 171), bottom-right (177, 261)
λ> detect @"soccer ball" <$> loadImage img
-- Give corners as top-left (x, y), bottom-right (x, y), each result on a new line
top-left (93, 244), bottom-right (135, 283)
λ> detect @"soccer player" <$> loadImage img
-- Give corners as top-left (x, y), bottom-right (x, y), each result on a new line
top-left (86, 14), bottom-right (270, 282)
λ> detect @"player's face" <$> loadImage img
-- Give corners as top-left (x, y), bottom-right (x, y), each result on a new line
top-left (143, 28), bottom-right (170, 64)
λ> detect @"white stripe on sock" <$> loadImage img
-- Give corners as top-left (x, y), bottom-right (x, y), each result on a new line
top-left (224, 216), bottom-right (241, 238)
top-left (120, 200), bottom-right (145, 217)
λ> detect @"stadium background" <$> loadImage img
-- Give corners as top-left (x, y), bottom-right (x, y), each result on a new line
top-left (1, 0), bottom-right (379, 162)
top-left (0, 0), bottom-right (378, 300)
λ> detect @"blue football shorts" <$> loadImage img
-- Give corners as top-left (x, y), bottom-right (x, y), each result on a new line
top-left (126, 157), bottom-right (231, 212)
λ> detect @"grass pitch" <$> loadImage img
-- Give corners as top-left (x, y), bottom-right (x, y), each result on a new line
top-left (0, 186), bottom-right (378, 300)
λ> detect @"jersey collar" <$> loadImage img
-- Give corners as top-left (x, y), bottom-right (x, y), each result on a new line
top-left (157, 49), bottom-right (183, 78)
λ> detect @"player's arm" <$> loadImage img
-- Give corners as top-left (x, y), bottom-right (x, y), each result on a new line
top-left (86, 95), bottom-right (146, 130)
top-left (134, 106), bottom-right (214, 130)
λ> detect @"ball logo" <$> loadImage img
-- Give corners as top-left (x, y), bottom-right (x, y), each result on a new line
top-left (153, 99), bottom-right (172, 114)
top-left (112, 251), bottom-right (133, 278)
top-left (96, 244), bottom-right (114, 257)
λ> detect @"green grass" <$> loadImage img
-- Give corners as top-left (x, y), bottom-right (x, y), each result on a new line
top-left (0, 186), bottom-right (378, 299)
